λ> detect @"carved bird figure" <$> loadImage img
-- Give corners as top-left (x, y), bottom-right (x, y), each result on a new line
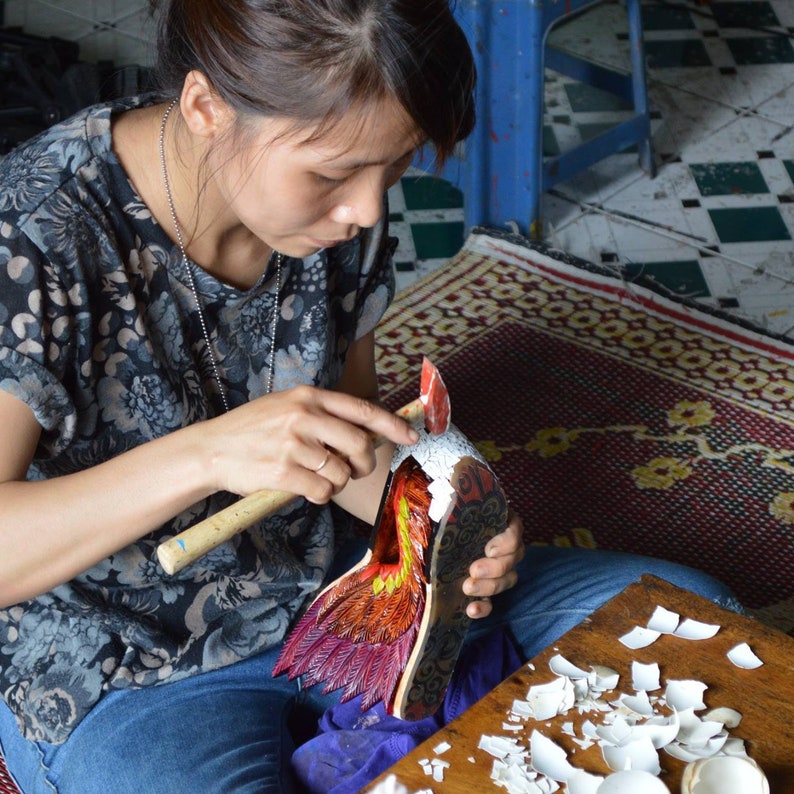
top-left (273, 423), bottom-right (508, 720)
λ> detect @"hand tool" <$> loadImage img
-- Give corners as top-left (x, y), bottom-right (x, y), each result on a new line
top-left (156, 357), bottom-right (451, 575)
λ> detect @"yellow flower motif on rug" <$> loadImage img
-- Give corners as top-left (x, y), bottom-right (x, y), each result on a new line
top-left (667, 400), bottom-right (716, 428)
top-left (476, 440), bottom-right (503, 463)
top-left (632, 457), bottom-right (693, 490)
top-left (770, 492), bottom-right (794, 525)
top-left (526, 427), bottom-right (579, 458)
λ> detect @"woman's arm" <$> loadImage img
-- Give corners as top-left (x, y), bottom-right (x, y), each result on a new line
top-left (0, 388), bottom-right (214, 607)
top-left (0, 367), bottom-right (416, 608)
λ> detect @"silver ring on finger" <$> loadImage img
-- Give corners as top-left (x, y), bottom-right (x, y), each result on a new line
top-left (313, 450), bottom-right (331, 473)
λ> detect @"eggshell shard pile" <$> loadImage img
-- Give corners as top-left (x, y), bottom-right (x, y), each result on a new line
top-left (413, 604), bottom-right (769, 794)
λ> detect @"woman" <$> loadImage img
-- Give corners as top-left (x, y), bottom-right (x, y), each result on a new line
top-left (0, 1), bottom-right (735, 792)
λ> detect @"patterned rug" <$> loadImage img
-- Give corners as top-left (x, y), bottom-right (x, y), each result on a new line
top-left (376, 230), bottom-right (794, 636)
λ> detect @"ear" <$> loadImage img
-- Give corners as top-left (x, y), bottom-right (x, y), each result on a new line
top-left (179, 70), bottom-right (232, 139)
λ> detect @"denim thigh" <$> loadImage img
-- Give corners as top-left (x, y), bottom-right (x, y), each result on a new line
top-left (0, 645), bottom-right (337, 794)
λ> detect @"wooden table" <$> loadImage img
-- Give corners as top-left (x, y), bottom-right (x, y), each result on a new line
top-left (364, 575), bottom-right (794, 793)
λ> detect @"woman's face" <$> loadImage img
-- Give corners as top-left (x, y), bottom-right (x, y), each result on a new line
top-left (208, 96), bottom-right (423, 258)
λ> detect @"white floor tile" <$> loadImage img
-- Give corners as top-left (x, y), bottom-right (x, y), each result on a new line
top-left (755, 81), bottom-right (794, 129)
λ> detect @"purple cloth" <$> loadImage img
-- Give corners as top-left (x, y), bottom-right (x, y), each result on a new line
top-left (291, 628), bottom-right (522, 793)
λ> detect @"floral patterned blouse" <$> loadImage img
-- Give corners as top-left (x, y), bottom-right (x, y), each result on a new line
top-left (0, 96), bottom-right (395, 743)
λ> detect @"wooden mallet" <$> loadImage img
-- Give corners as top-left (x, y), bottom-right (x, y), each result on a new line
top-left (156, 357), bottom-right (451, 575)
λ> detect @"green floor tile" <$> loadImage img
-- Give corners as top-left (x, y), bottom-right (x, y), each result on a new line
top-left (645, 40), bottom-right (712, 68)
top-left (726, 36), bottom-right (794, 65)
top-left (711, 1), bottom-right (780, 28)
top-left (411, 221), bottom-right (464, 260)
top-left (400, 176), bottom-right (463, 211)
top-left (624, 260), bottom-right (710, 298)
top-left (543, 125), bottom-right (561, 157)
top-left (578, 122), bottom-right (638, 153)
top-left (564, 83), bottom-right (633, 113)
top-left (641, 5), bottom-right (695, 30)
top-left (709, 206), bottom-right (791, 243)
top-left (785, 160), bottom-right (794, 185)
top-left (690, 162), bottom-right (769, 196)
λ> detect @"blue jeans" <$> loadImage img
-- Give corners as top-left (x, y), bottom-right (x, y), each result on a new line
top-left (0, 546), bottom-right (738, 793)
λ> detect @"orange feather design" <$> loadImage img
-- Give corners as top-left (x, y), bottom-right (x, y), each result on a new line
top-left (273, 456), bottom-right (433, 710)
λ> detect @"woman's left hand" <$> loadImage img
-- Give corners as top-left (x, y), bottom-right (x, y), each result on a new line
top-left (463, 510), bottom-right (525, 618)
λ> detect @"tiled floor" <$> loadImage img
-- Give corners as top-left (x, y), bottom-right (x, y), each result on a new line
top-left (4, 0), bottom-right (794, 335)
top-left (389, 0), bottom-right (794, 339)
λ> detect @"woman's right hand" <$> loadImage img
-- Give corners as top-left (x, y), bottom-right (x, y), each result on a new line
top-left (199, 385), bottom-right (418, 505)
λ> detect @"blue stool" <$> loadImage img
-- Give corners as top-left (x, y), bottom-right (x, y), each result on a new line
top-left (439, 0), bottom-right (655, 237)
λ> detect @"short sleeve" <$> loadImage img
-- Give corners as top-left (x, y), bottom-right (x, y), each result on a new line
top-left (0, 223), bottom-right (78, 455)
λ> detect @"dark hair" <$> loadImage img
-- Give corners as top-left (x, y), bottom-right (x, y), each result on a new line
top-left (151, 0), bottom-right (475, 163)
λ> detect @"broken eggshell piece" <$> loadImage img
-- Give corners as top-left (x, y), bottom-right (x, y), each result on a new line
top-left (681, 756), bottom-right (769, 794)
top-left (726, 642), bottom-right (764, 669)
top-left (596, 769), bottom-right (669, 793)
top-left (390, 421), bottom-right (481, 522)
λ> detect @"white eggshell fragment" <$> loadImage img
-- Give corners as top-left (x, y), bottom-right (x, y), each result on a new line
top-left (681, 756), bottom-right (770, 794)
top-left (647, 605), bottom-right (680, 633)
top-left (530, 729), bottom-right (575, 781)
top-left (618, 626), bottom-right (661, 649)
top-left (426, 478), bottom-right (456, 522)
top-left (478, 734), bottom-right (523, 762)
top-left (549, 653), bottom-right (590, 679)
top-left (665, 733), bottom-right (728, 762)
top-left (665, 680), bottom-right (707, 711)
top-left (590, 666), bottom-right (620, 690)
top-left (702, 707), bottom-right (742, 729)
top-left (630, 711), bottom-right (680, 750)
top-left (721, 737), bottom-right (749, 757)
top-left (726, 642), bottom-right (764, 669)
top-left (368, 774), bottom-right (410, 794)
top-left (525, 676), bottom-right (575, 720)
top-left (678, 719), bottom-right (727, 749)
top-left (674, 618), bottom-right (721, 640)
top-left (595, 714), bottom-right (635, 746)
top-left (595, 769), bottom-right (669, 794)
top-left (601, 734), bottom-right (661, 775)
top-left (631, 661), bottom-right (661, 692)
top-left (567, 769), bottom-right (605, 794)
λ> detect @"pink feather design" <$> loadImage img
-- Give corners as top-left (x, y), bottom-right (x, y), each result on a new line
top-left (273, 457), bottom-right (432, 711)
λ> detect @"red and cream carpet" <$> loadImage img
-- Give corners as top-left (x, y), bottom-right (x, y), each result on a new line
top-left (3, 230), bottom-right (794, 790)
top-left (377, 230), bottom-right (794, 636)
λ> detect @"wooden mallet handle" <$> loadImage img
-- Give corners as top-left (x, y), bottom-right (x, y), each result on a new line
top-left (156, 397), bottom-right (424, 575)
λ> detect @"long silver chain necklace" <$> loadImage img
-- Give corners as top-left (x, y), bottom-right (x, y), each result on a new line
top-left (158, 98), bottom-right (281, 413)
